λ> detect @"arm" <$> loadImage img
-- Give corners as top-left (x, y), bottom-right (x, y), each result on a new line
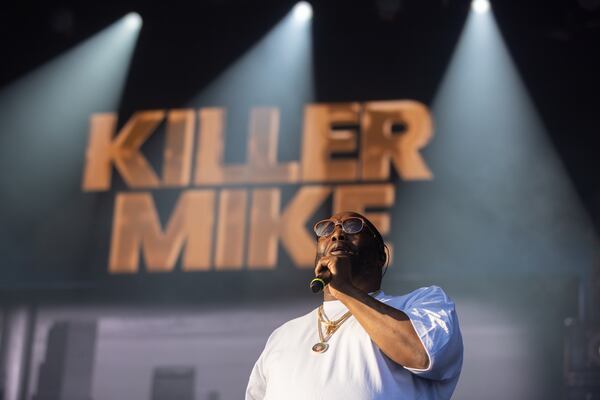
top-left (334, 284), bottom-right (430, 370)
top-left (316, 255), bottom-right (429, 369)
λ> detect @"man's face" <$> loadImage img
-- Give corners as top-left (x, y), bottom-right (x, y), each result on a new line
top-left (315, 211), bottom-right (378, 276)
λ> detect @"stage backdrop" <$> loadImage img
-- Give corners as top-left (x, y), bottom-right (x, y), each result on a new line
top-left (0, 3), bottom-right (598, 400)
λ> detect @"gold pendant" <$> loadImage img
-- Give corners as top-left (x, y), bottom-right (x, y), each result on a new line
top-left (312, 342), bottom-right (329, 353)
top-left (325, 325), bottom-right (336, 336)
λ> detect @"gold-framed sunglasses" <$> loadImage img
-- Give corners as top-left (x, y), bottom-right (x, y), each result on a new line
top-left (313, 217), bottom-right (374, 238)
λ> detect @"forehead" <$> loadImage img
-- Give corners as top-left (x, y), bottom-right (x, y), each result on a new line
top-left (329, 211), bottom-right (363, 222)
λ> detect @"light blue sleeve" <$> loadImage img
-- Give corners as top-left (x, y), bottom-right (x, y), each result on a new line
top-left (394, 286), bottom-right (463, 381)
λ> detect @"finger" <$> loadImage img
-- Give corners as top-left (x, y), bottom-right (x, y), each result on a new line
top-left (315, 256), bottom-right (331, 277)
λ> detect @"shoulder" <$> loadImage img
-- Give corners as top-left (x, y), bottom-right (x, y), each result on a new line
top-left (380, 285), bottom-right (455, 310)
top-left (266, 308), bottom-right (316, 342)
top-left (406, 285), bottom-right (452, 302)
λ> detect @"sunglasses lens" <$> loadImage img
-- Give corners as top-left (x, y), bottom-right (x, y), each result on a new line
top-left (342, 218), bottom-right (364, 234)
top-left (314, 220), bottom-right (335, 237)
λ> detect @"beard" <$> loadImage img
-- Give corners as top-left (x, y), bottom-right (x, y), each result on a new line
top-left (350, 248), bottom-right (377, 279)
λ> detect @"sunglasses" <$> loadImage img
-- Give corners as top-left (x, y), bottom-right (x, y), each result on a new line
top-left (313, 217), bottom-right (373, 238)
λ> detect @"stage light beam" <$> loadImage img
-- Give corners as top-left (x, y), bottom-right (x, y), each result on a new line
top-left (125, 12), bottom-right (142, 30)
top-left (472, 0), bottom-right (490, 14)
top-left (421, 5), bottom-right (599, 398)
top-left (425, 0), bottom-right (597, 280)
top-left (0, 12), bottom-right (143, 226)
top-left (188, 1), bottom-right (314, 174)
top-left (293, 2), bottom-right (313, 23)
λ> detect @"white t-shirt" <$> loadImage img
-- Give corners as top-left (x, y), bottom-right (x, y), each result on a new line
top-left (245, 286), bottom-right (463, 400)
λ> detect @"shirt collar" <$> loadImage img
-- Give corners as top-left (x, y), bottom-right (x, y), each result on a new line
top-left (321, 290), bottom-right (385, 317)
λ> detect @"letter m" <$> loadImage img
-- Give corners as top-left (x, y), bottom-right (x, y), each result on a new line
top-left (109, 191), bottom-right (215, 273)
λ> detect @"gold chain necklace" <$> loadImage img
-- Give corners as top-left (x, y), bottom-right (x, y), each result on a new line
top-left (311, 290), bottom-right (382, 354)
top-left (312, 306), bottom-right (352, 353)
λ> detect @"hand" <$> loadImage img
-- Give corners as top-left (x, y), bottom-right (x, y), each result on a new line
top-left (315, 255), bottom-right (355, 299)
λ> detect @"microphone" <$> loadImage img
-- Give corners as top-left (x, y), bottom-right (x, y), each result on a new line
top-left (310, 274), bottom-right (330, 293)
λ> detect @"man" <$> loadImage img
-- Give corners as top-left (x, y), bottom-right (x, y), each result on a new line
top-left (246, 211), bottom-right (463, 399)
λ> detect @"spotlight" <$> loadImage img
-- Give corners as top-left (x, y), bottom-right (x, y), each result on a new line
top-left (293, 2), bottom-right (313, 22)
top-left (471, 0), bottom-right (490, 13)
top-left (125, 12), bottom-right (142, 30)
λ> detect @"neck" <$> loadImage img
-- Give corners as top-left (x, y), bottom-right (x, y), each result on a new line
top-left (323, 280), bottom-right (380, 301)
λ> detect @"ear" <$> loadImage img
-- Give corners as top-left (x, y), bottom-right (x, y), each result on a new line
top-left (379, 244), bottom-right (388, 267)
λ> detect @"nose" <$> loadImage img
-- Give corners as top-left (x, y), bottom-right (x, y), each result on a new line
top-left (331, 224), bottom-right (346, 242)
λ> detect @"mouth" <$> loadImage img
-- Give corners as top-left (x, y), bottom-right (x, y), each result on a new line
top-left (328, 246), bottom-right (356, 256)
